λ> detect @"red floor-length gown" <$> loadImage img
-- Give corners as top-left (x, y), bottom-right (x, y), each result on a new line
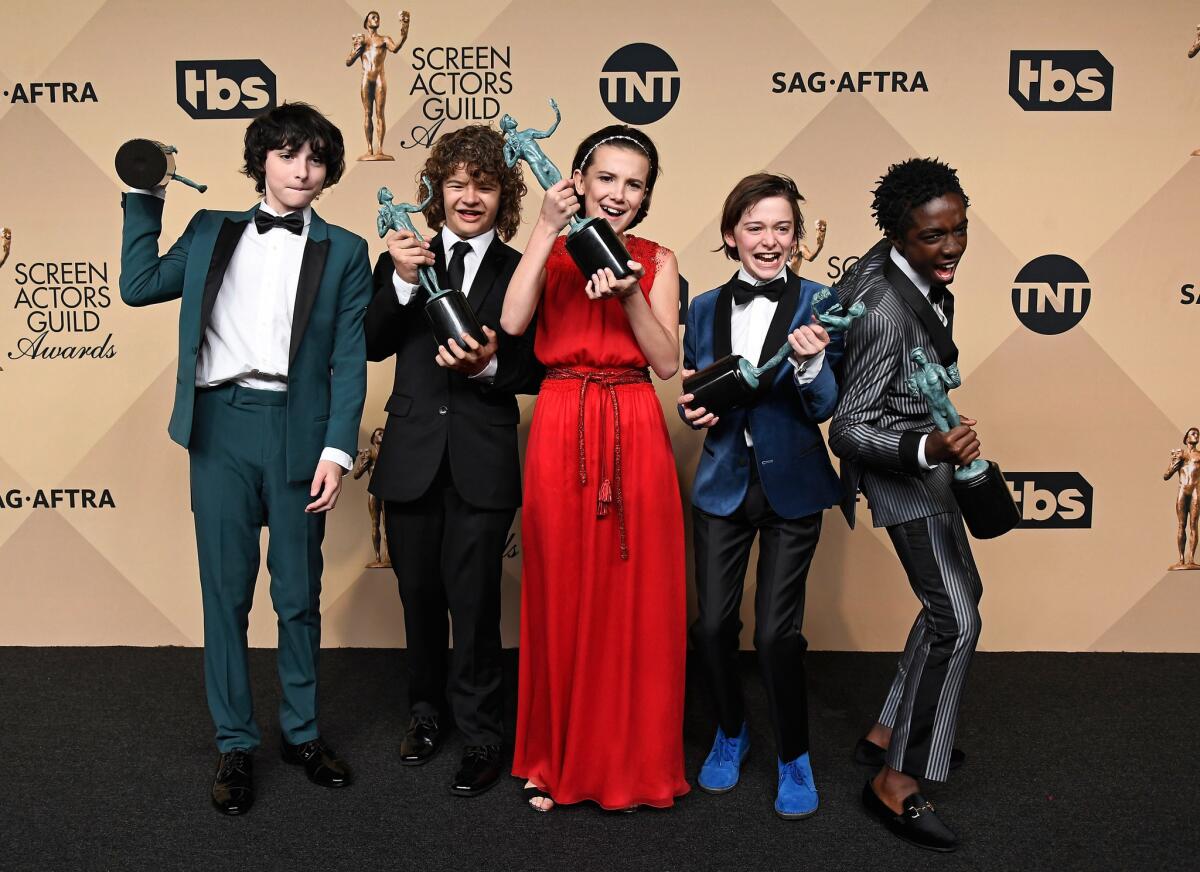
top-left (512, 234), bottom-right (690, 809)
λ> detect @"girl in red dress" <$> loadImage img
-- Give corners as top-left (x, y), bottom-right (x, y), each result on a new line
top-left (500, 125), bottom-right (689, 812)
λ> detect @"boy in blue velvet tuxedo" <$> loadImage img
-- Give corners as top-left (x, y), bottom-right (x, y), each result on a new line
top-left (119, 103), bottom-right (372, 815)
top-left (678, 174), bottom-right (843, 819)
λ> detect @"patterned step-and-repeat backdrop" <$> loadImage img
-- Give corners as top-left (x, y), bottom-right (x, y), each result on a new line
top-left (2, 0), bottom-right (1198, 652)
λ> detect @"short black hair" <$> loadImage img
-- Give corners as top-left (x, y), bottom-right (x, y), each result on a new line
top-left (570, 125), bottom-right (660, 232)
top-left (242, 102), bottom-right (346, 195)
top-left (871, 157), bottom-right (969, 239)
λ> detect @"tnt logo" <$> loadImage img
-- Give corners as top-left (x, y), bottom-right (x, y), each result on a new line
top-left (1012, 254), bottom-right (1091, 335)
top-left (1009, 51), bottom-right (1112, 111)
top-left (599, 43), bottom-right (680, 124)
top-left (1005, 472), bottom-right (1093, 529)
top-left (176, 60), bottom-right (276, 119)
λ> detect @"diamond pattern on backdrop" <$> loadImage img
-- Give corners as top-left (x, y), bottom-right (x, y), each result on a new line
top-left (0, 0), bottom-right (1197, 649)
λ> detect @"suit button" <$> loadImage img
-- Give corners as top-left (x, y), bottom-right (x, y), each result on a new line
top-left (438, 405), bottom-right (448, 415)
top-left (191, 345), bottom-right (198, 353)
top-left (737, 457), bottom-right (747, 468)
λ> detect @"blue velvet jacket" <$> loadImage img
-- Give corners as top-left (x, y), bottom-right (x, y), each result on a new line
top-left (680, 269), bottom-right (844, 519)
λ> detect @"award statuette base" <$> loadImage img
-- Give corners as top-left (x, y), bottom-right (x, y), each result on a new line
top-left (951, 460), bottom-right (1021, 539)
top-left (425, 290), bottom-right (488, 349)
top-left (682, 355), bottom-right (759, 417)
top-left (115, 139), bottom-right (207, 193)
top-left (566, 217), bottom-right (633, 280)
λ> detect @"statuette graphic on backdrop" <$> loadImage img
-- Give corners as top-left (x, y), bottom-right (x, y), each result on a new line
top-left (347, 9), bottom-right (411, 161)
top-left (1163, 427), bottom-right (1200, 570)
top-left (353, 427), bottom-right (391, 568)
top-left (1189, 25), bottom-right (1200, 156)
top-left (788, 218), bottom-right (826, 274)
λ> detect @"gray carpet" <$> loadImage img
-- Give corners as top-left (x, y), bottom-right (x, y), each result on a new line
top-left (2, 648), bottom-right (1194, 871)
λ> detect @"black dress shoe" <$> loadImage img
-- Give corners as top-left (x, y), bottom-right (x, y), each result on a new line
top-left (211, 749), bottom-right (254, 816)
top-left (399, 714), bottom-right (442, 766)
top-left (854, 738), bottom-right (965, 771)
top-left (861, 780), bottom-right (958, 852)
top-left (280, 736), bottom-right (353, 788)
top-left (449, 744), bottom-right (502, 796)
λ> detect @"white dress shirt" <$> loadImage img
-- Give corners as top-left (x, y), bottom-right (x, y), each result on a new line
top-left (889, 247), bottom-right (946, 471)
top-left (128, 191), bottom-right (351, 470)
top-left (732, 265), bottom-right (825, 447)
top-left (393, 226), bottom-right (498, 383)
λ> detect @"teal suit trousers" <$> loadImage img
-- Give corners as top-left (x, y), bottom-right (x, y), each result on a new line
top-left (190, 384), bottom-right (324, 752)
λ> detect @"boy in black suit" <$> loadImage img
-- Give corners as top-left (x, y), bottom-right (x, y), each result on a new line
top-left (364, 124), bottom-right (540, 796)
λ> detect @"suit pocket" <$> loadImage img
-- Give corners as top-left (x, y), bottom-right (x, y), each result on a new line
top-left (385, 393), bottom-right (413, 417)
top-left (314, 414), bottom-right (329, 423)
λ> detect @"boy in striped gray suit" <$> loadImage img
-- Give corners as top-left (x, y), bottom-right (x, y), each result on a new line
top-left (829, 158), bottom-right (983, 853)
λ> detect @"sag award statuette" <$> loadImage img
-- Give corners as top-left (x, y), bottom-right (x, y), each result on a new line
top-left (377, 178), bottom-right (487, 348)
top-left (114, 140), bottom-right (207, 193)
top-left (501, 98), bottom-right (633, 281)
top-left (683, 287), bottom-right (865, 417)
top-left (908, 347), bottom-right (1020, 539)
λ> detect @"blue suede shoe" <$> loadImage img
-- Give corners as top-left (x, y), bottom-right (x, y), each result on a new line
top-left (775, 753), bottom-right (819, 819)
top-left (697, 723), bottom-right (750, 794)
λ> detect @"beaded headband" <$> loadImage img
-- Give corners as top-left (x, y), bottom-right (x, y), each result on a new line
top-left (579, 135), bottom-right (653, 173)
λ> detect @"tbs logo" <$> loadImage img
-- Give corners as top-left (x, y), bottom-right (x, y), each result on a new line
top-left (176, 60), bottom-right (275, 119)
top-left (600, 43), bottom-right (680, 124)
top-left (1005, 472), bottom-right (1093, 529)
top-left (1009, 51), bottom-right (1112, 111)
top-left (1012, 254), bottom-right (1091, 335)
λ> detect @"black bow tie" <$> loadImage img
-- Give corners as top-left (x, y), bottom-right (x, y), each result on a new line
top-left (732, 276), bottom-right (786, 306)
top-left (928, 283), bottom-right (950, 306)
top-left (254, 210), bottom-right (305, 235)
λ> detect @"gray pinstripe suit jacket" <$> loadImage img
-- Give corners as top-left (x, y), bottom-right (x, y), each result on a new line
top-left (829, 240), bottom-right (958, 528)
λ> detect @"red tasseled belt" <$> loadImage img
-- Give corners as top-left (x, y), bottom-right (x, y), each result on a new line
top-left (542, 367), bottom-right (651, 561)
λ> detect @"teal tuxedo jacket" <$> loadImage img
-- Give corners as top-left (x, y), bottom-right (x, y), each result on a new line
top-left (119, 193), bottom-right (372, 482)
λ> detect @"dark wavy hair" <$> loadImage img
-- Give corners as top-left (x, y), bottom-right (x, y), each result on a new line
top-left (717, 173), bottom-right (806, 260)
top-left (871, 157), bottom-right (969, 239)
top-left (242, 102), bottom-right (346, 194)
top-left (570, 125), bottom-right (660, 232)
top-left (417, 124), bottom-right (526, 242)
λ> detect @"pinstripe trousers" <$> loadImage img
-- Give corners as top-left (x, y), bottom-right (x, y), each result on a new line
top-left (877, 511), bottom-right (982, 782)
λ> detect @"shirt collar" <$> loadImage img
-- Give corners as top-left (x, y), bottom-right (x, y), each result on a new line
top-left (440, 225), bottom-right (495, 258)
top-left (889, 246), bottom-right (931, 298)
top-left (258, 200), bottom-right (312, 228)
top-left (735, 264), bottom-right (788, 287)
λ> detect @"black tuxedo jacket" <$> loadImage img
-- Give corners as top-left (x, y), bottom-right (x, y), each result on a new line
top-left (364, 232), bottom-right (542, 510)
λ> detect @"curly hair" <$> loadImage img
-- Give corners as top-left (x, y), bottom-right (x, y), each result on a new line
top-left (417, 124), bottom-right (526, 241)
top-left (242, 102), bottom-right (346, 195)
top-left (871, 157), bottom-right (969, 239)
top-left (570, 125), bottom-right (660, 232)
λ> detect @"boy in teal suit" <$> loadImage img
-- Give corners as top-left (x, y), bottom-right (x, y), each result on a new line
top-left (119, 102), bottom-right (372, 815)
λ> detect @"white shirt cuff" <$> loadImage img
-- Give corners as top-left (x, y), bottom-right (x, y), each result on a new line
top-left (790, 348), bottom-right (826, 387)
top-left (128, 187), bottom-right (166, 200)
top-left (392, 270), bottom-right (418, 305)
top-left (917, 434), bottom-right (938, 470)
top-left (469, 354), bottom-right (498, 383)
top-left (320, 447), bottom-right (354, 471)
